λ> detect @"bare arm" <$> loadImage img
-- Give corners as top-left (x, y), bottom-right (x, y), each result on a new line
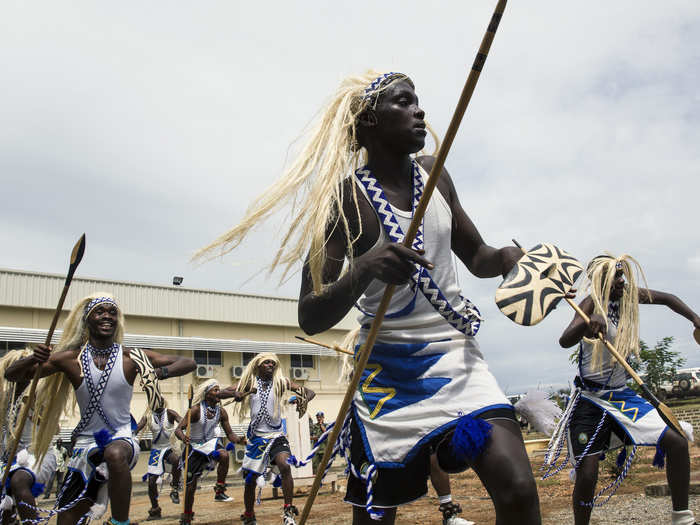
top-left (167, 409), bottom-right (182, 425)
top-left (218, 385), bottom-right (257, 401)
top-left (642, 289), bottom-right (700, 328)
top-left (5, 344), bottom-right (68, 382)
top-left (142, 349), bottom-right (196, 379)
top-left (289, 381), bottom-right (316, 402)
top-left (298, 182), bottom-right (433, 335)
top-left (175, 405), bottom-right (199, 444)
top-left (219, 409), bottom-right (245, 445)
top-left (416, 157), bottom-right (522, 279)
top-left (559, 296), bottom-right (608, 348)
top-left (135, 414), bottom-right (148, 435)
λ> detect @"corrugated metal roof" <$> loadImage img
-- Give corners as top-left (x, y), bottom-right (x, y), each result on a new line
top-left (0, 326), bottom-right (340, 356)
top-left (0, 268), bottom-right (356, 330)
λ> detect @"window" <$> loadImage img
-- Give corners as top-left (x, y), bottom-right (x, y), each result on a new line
top-left (194, 350), bottom-right (222, 366)
top-left (0, 341), bottom-right (27, 358)
top-left (291, 354), bottom-right (314, 369)
top-left (242, 352), bottom-right (256, 366)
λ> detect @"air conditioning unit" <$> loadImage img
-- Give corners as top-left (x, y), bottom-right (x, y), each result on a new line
top-left (195, 364), bottom-right (215, 378)
top-left (231, 365), bottom-right (244, 379)
top-left (290, 367), bottom-right (309, 381)
top-left (234, 448), bottom-right (246, 463)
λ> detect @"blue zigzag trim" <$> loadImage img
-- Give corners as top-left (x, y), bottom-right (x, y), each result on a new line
top-left (356, 162), bottom-right (481, 336)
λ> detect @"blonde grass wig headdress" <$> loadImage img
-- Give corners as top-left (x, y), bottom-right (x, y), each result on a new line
top-left (234, 352), bottom-right (286, 420)
top-left (33, 292), bottom-right (125, 463)
top-left (0, 348), bottom-right (32, 454)
top-left (194, 70), bottom-right (439, 294)
top-left (582, 253), bottom-right (651, 372)
top-left (192, 379), bottom-right (220, 406)
top-left (338, 326), bottom-right (360, 384)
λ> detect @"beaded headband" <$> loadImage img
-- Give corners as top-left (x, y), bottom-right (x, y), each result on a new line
top-left (363, 72), bottom-right (406, 102)
top-left (204, 381), bottom-right (220, 395)
top-left (83, 297), bottom-right (118, 320)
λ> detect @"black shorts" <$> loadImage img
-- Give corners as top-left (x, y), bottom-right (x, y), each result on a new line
top-left (344, 407), bottom-right (516, 508)
top-left (568, 397), bottom-right (632, 459)
top-left (183, 444), bottom-right (224, 483)
top-left (269, 436), bottom-right (292, 461)
top-left (57, 469), bottom-right (101, 507)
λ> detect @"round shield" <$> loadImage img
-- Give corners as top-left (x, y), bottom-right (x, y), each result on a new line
top-left (495, 243), bottom-right (583, 326)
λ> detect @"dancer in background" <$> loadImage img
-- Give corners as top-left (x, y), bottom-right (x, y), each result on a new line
top-left (5, 293), bottom-right (196, 525)
top-left (175, 379), bottom-right (245, 525)
top-left (556, 254), bottom-right (699, 525)
top-left (136, 405), bottom-right (183, 519)
top-left (220, 353), bottom-right (315, 525)
top-left (0, 349), bottom-right (57, 525)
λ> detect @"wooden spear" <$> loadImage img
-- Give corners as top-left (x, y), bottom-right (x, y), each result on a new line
top-left (181, 384), bottom-right (195, 515)
top-left (294, 335), bottom-right (354, 356)
top-left (298, 2), bottom-right (509, 522)
top-left (1, 234), bottom-right (86, 490)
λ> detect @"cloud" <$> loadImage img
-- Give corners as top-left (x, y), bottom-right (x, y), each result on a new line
top-left (2, 0), bottom-right (699, 390)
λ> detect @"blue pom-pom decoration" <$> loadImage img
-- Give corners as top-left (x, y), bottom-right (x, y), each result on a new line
top-left (94, 429), bottom-right (113, 450)
top-left (652, 445), bottom-right (665, 469)
top-left (225, 442), bottom-right (234, 451)
top-left (30, 482), bottom-right (45, 497)
top-left (450, 415), bottom-right (492, 461)
top-left (244, 470), bottom-right (256, 485)
top-left (616, 447), bottom-right (627, 468)
top-left (272, 474), bottom-right (282, 488)
top-left (142, 473), bottom-right (149, 482)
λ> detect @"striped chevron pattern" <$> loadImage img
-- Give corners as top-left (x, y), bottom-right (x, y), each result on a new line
top-left (495, 243), bottom-right (583, 326)
top-left (73, 343), bottom-right (120, 441)
top-left (131, 347), bottom-right (165, 412)
top-left (356, 162), bottom-right (481, 337)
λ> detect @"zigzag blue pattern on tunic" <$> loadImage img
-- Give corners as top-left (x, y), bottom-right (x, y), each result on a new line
top-left (358, 342), bottom-right (451, 420)
top-left (356, 162), bottom-right (482, 336)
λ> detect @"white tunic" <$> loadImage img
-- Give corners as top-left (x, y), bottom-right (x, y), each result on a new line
top-left (75, 345), bottom-right (133, 437)
top-left (190, 402), bottom-right (220, 444)
top-left (150, 410), bottom-right (174, 448)
top-left (578, 301), bottom-right (630, 388)
top-left (350, 165), bottom-right (511, 467)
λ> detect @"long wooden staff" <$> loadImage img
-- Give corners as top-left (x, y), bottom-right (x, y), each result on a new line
top-left (295, 335), bottom-right (354, 356)
top-left (298, 3), bottom-right (509, 522)
top-left (511, 240), bottom-right (687, 439)
top-left (1, 234), bottom-right (86, 490)
top-left (181, 384), bottom-right (194, 515)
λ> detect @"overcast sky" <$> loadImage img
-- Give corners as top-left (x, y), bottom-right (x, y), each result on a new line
top-left (2, 1), bottom-right (698, 393)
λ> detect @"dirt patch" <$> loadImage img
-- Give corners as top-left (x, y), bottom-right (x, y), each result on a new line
top-left (38, 444), bottom-right (700, 524)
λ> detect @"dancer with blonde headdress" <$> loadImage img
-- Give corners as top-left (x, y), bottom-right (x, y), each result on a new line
top-left (196, 71), bottom-right (537, 525)
top-left (135, 404), bottom-right (183, 520)
top-left (174, 379), bottom-right (245, 525)
top-left (552, 254), bottom-right (700, 525)
top-left (219, 353), bottom-right (315, 525)
top-left (0, 349), bottom-right (57, 525)
top-left (4, 293), bottom-right (196, 525)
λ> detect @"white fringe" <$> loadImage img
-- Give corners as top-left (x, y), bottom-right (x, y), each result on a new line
top-left (680, 421), bottom-right (695, 443)
top-left (515, 390), bottom-right (563, 435)
top-left (0, 495), bottom-right (14, 512)
top-left (88, 481), bottom-right (110, 519)
top-left (16, 449), bottom-right (30, 467)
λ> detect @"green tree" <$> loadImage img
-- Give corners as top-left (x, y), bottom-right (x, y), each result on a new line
top-left (629, 337), bottom-right (685, 395)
